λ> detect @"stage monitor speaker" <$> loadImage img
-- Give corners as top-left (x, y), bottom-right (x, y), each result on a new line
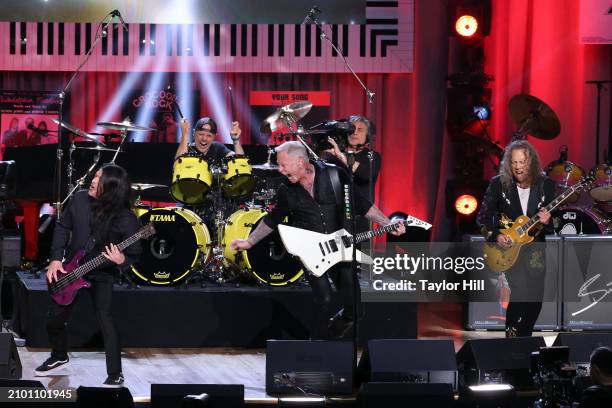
top-left (358, 382), bottom-right (454, 407)
top-left (266, 340), bottom-right (354, 395)
top-left (552, 332), bottom-right (612, 364)
top-left (357, 339), bottom-right (457, 389)
top-left (77, 386), bottom-right (134, 408)
top-left (457, 337), bottom-right (545, 389)
top-left (150, 384), bottom-right (244, 408)
top-left (0, 333), bottom-right (21, 379)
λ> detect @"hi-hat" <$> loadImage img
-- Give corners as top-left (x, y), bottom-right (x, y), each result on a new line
top-left (131, 183), bottom-right (168, 190)
top-left (260, 101), bottom-right (313, 134)
top-left (52, 119), bottom-right (106, 145)
top-left (252, 163), bottom-right (279, 170)
top-left (509, 94), bottom-right (561, 140)
top-left (97, 121), bottom-right (155, 132)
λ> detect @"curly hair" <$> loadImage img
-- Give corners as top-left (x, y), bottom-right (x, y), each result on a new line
top-left (499, 140), bottom-right (543, 190)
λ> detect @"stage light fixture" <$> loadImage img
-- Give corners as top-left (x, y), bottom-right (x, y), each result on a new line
top-left (473, 104), bottom-right (490, 120)
top-left (455, 15), bottom-right (478, 37)
top-left (454, 194), bottom-right (478, 216)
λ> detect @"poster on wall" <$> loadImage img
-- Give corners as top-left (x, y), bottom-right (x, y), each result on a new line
top-left (0, 91), bottom-right (60, 157)
top-left (122, 89), bottom-right (200, 143)
top-left (249, 91), bottom-right (331, 145)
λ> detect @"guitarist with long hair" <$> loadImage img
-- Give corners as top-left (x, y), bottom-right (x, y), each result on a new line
top-left (34, 164), bottom-right (142, 388)
top-left (477, 140), bottom-right (555, 337)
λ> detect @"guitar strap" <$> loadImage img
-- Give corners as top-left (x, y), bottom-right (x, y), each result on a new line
top-left (313, 160), bottom-right (344, 207)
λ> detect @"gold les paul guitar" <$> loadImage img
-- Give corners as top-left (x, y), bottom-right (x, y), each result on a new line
top-left (483, 176), bottom-right (593, 273)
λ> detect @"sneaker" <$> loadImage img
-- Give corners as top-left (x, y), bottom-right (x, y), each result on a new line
top-left (33, 356), bottom-right (69, 376)
top-left (103, 373), bottom-right (124, 388)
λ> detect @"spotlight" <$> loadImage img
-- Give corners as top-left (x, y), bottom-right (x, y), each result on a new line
top-left (454, 194), bottom-right (478, 216)
top-left (455, 15), bottom-right (478, 37)
top-left (473, 104), bottom-right (490, 120)
top-left (465, 384), bottom-right (515, 408)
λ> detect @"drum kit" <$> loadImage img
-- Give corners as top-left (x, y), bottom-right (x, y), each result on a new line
top-left (504, 95), bottom-right (612, 235)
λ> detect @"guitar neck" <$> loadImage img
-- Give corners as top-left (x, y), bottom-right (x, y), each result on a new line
top-left (71, 232), bottom-right (142, 280)
top-left (521, 185), bottom-right (578, 232)
top-left (352, 221), bottom-right (405, 245)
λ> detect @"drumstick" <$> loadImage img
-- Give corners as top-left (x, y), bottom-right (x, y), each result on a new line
top-left (166, 85), bottom-right (185, 120)
top-left (228, 85), bottom-right (236, 122)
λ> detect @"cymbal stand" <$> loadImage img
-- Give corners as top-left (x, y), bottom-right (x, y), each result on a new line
top-left (110, 128), bottom-right (127, 164)
top-left (61, 150), bottom-right (101, 208)
top-left (281, 114), bottom-right (320, 161)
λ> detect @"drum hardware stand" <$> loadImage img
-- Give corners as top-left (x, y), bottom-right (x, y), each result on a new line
top-left (585, 80), bottom-right (611, 165)
top-left (53, 10), bottom-right (116, 220)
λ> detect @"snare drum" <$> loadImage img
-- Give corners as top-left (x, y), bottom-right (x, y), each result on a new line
top-left (131, 207), bottom-right (211, 285)
top-left (589, 163), bottom-right (612, 202)
top-left (547, 161), bottom-right (584, 203)
top-left (223, 208), bottom-right (303, 285)
top-left (171, 155), bottom-right (212, 204)
top-left (553, 206), bottom-right (612, 235)
top-left (221, 155), bottom-right (256, 198)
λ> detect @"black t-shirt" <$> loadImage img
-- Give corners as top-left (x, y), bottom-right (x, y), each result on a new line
top-left (262, 161), bottom-right (372, 234)
top-left (187, 141), bottom-right (232, 165)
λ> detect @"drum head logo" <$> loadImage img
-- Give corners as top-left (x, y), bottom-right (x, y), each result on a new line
top-left (150, 214), bottom-right (176, 222)
top-left (562, 212), bottom-right (577, 220)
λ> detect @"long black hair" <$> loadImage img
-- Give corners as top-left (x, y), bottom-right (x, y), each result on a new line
top-left (91, 164), bottom-right (132, 244)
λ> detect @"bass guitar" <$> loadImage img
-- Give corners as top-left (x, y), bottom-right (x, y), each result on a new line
top-left (48, 223), bottom-right (155, 305)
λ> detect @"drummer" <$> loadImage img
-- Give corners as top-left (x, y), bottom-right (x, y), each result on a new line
top-left (175, 117), bottom-right (245, 162)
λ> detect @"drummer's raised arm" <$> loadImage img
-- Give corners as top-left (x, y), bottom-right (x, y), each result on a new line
top-left (228, 121), bottom-right (245, 156)
top-left (176, 118), bottom-right (190, 159)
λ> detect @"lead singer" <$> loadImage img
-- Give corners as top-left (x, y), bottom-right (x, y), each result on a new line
top-left (230, 141), bottom-right (404, 340)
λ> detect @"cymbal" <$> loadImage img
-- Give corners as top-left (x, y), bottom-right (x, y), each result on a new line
top-left (260, 101), bottom-right (313, 134)
top-left (132, 183), bottom-right (168, 190)
top-left (74, 145), bottom-right (122, 153)
top-left (96, 121), bottom-right (155, 132)
top-left (52, 119), bottom-right (106, 145)
top-left (508, 94), bottom-right (561, 140)
top-left (252, 163), bottom-right (279, 170)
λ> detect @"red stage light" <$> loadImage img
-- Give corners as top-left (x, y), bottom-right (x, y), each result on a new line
top-left (455, 15), bottom-right (479, 37)
top-left (455, 194), bottom-right (478, 215)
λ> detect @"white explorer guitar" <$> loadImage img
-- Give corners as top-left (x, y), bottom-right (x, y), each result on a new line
top-left (278, 215), bottom-right (432, 277)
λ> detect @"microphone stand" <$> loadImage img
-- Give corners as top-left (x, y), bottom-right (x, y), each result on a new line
top-left (585, 79), bottom-right (611, 164)
top-left (345, 152), bottom-right (360, 372)
top-left (305, 10), bottom-right (375, 104)
top-left (53, 10), bottom-right (114, 219)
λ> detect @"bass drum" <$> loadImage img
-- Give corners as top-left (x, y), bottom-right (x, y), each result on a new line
top-left (553, 206), bottom-right (612, 235)
top-left (223, 208), bottom-right (303, 285)
top-left (131, 207), bottom-right (211, 285)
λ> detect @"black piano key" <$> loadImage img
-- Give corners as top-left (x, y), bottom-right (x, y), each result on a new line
top-left (112, 23), bottom-right (119, 55)
top-left (240, 24), bottom-right (247, 57)
top-left (213, 24), bottom-right (220, 56)
top-left (230, 24), bottom-right (236, 56)
top-left (139, 24), bottom-right (145, 55)
top-left (359, 24), bottom-right (366, 57)
top-left (267, 24), bottom-right (274, 57)
top-left (123, 24), bottom-right (129, 55)
top-left (304, 24), bottom-right (311, 57)
top-left (294, 24), bottom-right (301, 57)
top-left (9, 22), bottom-right (15, 55)
top-left (187, 24), bottom-right (193, 56)
top-left (203, 24), bottom-right (210, 56)
top-left (380, 39), bottom-right (397, 57)
top-left (342, 24), bottom-right (349, 57)
top-left (58, 23), bottom-right (64, 55)
top-left (251, 24), bottom-right (257, 56)
top-left (75, 23), bottom-right (81, 55)
top-left (20, 22), bottom-right (26, 54)
top-left (315, 25), bottom-right (321, 57)
top-left (150, 24), bottom-right (156, 56)
top-left (101, 23), bottom-right (108, 55)
top-left (332, 25), bottom-right (338, 57)
top-left (176, 24), bottom-right (182, 56)
top-left (85, 23), bottom-right (92, 54)
top-left (366, 1), bottom-right (398, 6)
top-left (37, 23), bottom-right (43, 55)
top-left (278, 24), bottom-right (284, 57)
top-left (370, 28), bottom-right (397, 57)
top-left (166, 25), bottom-right (172, 56)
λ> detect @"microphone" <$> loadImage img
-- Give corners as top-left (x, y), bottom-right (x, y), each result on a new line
top-left (302, 5), bottom-right (322, 25)
top-left (111, 10), bottom-right (128, 33)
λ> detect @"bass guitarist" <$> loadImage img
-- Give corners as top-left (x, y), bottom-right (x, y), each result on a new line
top-left (477, 140), bottom-right (555, 337)
top-left (230, 141), bottom-right (405, 340)
top-left (34, 164), bottom-right (141, 388)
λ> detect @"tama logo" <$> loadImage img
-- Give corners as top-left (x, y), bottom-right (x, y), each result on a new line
top-left (150, 214), bottom-right (176, 222)
top-left (562, 212), bottom-right (577, 220)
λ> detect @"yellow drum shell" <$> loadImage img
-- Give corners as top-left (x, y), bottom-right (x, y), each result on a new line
top-left (171, 155), bottom-right (212, 204)
top-left (221, 155), bottom-right (256, 198)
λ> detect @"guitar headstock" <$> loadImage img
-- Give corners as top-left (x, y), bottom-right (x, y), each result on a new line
top-left (575, 175), bottom-right (595, 192)
top-left (404, 215), bottom-right (433, 231)
top-left (139, 223), bottom-right (156, 239)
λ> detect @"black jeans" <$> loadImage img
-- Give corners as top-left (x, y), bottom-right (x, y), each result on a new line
top-left (304, 262), bottom-right (360, 340)
top-left (47, 271), bottom-right (121, 376)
